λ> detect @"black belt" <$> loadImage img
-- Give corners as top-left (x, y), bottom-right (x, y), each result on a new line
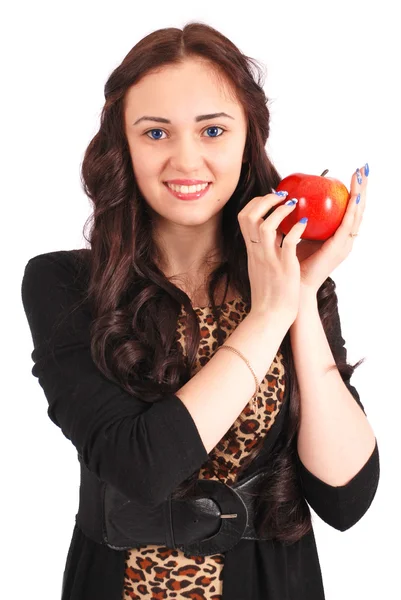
top-left (76, 455), bottom-right (273, 556)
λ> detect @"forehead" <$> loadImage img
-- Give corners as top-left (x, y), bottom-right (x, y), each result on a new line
top-left (124, 59), bottom-right (243, 121)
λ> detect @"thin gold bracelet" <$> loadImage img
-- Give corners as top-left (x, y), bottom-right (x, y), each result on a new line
top-left (216, 345), bottom-right (260, 409)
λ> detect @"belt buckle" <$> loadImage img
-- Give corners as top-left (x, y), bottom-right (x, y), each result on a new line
top-left (175, 479), bottom-right (248, 557)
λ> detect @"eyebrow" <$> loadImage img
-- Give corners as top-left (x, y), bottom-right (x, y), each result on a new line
top-left (133, 112), bottom-right (235, 126)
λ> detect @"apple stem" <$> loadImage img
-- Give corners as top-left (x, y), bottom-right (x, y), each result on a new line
top-left (320, 169), bottom-right (329, 177)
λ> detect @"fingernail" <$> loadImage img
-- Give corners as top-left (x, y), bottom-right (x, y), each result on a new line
top-left (356, 168), bottom-right (362, 185)
top-left (275, 190), bottom-right (289, 197)
top-left (285, 198), bottom-right (298, 206)
top-left (299, 217), bottom-right (308, 224)
top-left (356, 193), bottom-right (361, 204)
top-left (364, 163), bottom-right (369, 176)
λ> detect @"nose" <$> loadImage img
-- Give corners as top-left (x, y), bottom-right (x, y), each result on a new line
top-left (168, 135), bottom-right (205, 174)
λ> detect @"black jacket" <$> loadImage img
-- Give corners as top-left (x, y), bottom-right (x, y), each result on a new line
top-left (21, 250), bottom-right (380, 599)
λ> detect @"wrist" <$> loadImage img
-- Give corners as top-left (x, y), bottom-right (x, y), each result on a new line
top-left (291, 288), bottom-right (319, 335)
top-left (247, 306), bottom-right (294, 332)
top-left (300, 284), bottom-right (318, 303)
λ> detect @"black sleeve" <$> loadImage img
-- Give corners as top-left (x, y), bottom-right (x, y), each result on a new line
top-left (21, 251), bottom-right (209, 507)
top-left (295, 292), bottom-right (380, 531)
top-left (329, 293), bottom-right (366, 414)
top-left (297, 440), bottom-right (379, 531)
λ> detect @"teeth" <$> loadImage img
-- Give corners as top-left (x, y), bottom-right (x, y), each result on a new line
top-left (167, 182), bottom-right (209, 193)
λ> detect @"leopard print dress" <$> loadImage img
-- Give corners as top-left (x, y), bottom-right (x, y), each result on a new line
top-left (122, 296), bottom-right (287, 599)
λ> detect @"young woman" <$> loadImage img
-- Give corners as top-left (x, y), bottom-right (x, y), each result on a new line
top-left (21, 22), bottom-right (379, 600)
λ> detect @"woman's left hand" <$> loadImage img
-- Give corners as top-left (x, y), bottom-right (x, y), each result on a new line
top-left (295, 163), bottom-right (368, 295)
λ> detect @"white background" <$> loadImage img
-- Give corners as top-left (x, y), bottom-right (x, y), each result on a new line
top-left (2, 0), bottom-right (400, 598)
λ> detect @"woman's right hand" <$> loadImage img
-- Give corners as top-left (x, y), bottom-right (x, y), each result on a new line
top-left (238, 191), bottom-right (308, 325)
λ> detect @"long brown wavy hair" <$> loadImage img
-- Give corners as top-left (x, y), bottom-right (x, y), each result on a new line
top-left (75, 21), bottom-right (365, 545)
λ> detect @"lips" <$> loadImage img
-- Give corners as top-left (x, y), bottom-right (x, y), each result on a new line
top-left (164, 180), bottom-right (211, 185)
top-left (163, 182), bottom-right (212, 201)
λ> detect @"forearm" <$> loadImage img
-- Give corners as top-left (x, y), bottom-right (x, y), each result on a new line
top-left (176, 311), bottom-right (291, 454)
top-left (290, 289), bottom-right (376, 486)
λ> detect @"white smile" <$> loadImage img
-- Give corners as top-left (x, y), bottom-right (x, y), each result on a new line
top-left (165, 182), bottom-right (210, 194)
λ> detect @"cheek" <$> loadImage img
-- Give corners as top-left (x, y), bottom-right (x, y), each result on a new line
top-left (217, 143), bottom-right (245, 173)
top-left (131, 155), bottom-right (160, 185)
top-left (216, 156), bottom-right (245, 185)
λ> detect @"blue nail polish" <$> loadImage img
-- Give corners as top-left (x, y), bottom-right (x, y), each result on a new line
top-left (356, 168), bottom-right (362, 184)
top-left (275, 190), bottom-right (288, 197)
top-left (365, 162), bottom-right (369, 176)
top-left (299, 217), bottom-right (308, 224)
top-left (356, 193), bottom-right (361, 204)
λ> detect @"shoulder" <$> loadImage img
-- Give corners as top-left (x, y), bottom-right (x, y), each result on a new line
top-left (24, 248), bottom-right (90, 270)
top-left (21, 249), bottom-right (91, 310)
top-left (23, 248), bottom-right (90, 282)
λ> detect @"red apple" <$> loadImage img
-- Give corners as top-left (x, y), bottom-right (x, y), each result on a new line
top-left (276, 170), bottom-right (350, 241)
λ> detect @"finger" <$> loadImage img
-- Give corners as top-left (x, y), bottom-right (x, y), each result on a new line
top-left (362, 162), bottom-right (369, 183)
top-left (333, 192), bottom-right (359, 244)
top-left (238, 192), bottom-right (288, 219)
top-left (346, 164), bottom-right (368, 240)
top-left (352, 167), bottom-right (368, 234)
top-left (238, 191), bottom-right (290, 221)
top-left (350, 163), bottom-right (368, 203)
top-left (350, 167), bottom-right (362, 198)
top-left (281, 216), bottom-right (309, 247)
top-left (280, 217), bottom-right (309, 262)
top-left (259, 199), bottom-right (299, 239)
top-left (238, 191), bottom-right (291, 247)
top-left (357, 162), bottom-right (368, 209)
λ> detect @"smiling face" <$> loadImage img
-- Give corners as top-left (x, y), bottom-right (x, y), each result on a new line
top-left (123, 58), bottom-right (248, 234)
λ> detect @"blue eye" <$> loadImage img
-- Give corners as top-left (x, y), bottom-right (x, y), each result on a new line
top-left (146, 129), bottom-right (165, 140)
top-left (145, 126), bottom-right (225, 140)
top-left (204, 126), bottom-right (224, 138)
